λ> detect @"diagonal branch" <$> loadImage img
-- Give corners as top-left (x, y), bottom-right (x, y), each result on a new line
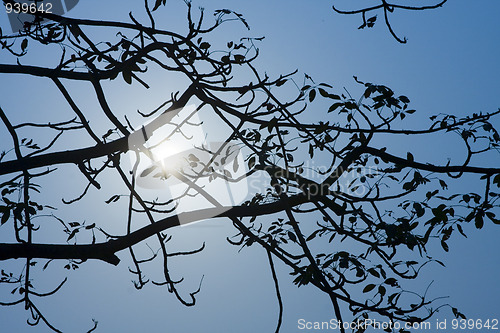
top-left (0, 84), bottom-right (197, 175)
top-left (0, 193), bottom-right (315, 264)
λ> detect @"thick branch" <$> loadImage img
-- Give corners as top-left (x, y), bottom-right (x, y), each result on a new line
top-left (0, 138), bottom-right (128, 175)
top-left (0, 64), bottom-right (113, 81)
top-left (0, 194), bottom-right (313, 264)
top-left (0, 84), bottom-right (197, 175)
top-left (363, 146), bottom-right (500, 175)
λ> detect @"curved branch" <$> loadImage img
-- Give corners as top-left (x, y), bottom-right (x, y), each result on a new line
top-left (0, 193), bottom-right (315, 264)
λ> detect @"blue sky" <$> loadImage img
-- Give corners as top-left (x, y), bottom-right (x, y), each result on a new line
top-left (0, 0), bottom-right (499, 332)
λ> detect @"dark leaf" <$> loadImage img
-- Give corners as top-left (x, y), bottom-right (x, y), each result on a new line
top-left (318, 88), bottom-right (329, 98)
top-left (248, 156), bottom-right (256, 169)
top-left (384, 278), bottom-right (398, 287)
top-left (122, 70), bottom-right (132, 84)
top-left (363, 284), bottom-right (376, 293)
top-left (367, 268), bottom-right (380, 278)
top-left (328, 103), bottom-right (343, 113)
top-left (309, 89), bottom-right (316, 102)
top-left (152, 0), bottom-right (165, 11)
top-left (406, 152), bottom-right (414, 163)
top-left (1, 209), bottom-right (9, 225)
top-left (21, 39), bottom-right (28, 51)
top-left (493, 174), bottom-right (500, 187)
top-left (105, 195), bottom-right (120, 204)
top-left (413, 202), bottom-right (425, 217)
top-left (276, 79), bottom-right (286, 87)
top-left (67, 229), bottom-right (78, 242)
top-left (475, 213), bottom-right (484, 229)
top-left (399, 95), bottom-right (410, 104)
top-left (367, 15), bottom-right (377, 24)
top-left (199, 42), bottom-right (210, 49)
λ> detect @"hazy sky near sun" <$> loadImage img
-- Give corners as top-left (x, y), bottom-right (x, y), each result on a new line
top-left (0, 1), bottom-right (499, 332)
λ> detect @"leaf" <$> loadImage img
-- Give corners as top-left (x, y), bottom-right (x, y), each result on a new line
top-left (367, 15), bottom-right (377, 26)
top-left (306, 230), bottom-right (320, 242)
top-left (188, 153), bottom-right (199, 162)
top-left (455, 224), bottom-right (467, 238)
top-left (21, 39), bottom-right (28, 52)
top-left (152, 0), bottom-right (166, 11)
top-left (399, 95), bottom-right (410, 104)
top-left (105, 195), bottom-right (120, 204)
top-left (308, 143), bottom-right (314, 158)
top-left (441, 240), bottom-right (449, 252)
top-left (403, 182), bottom-right (413, 191)
top-left (232, 157), bottom-right (239, 173)
top-left (413, 202), bottom-right (425, 217)
top-left (318, 88), bottom-right (329, 97)
top-left (276, 79), bottom-right (286, 87)
top-left (309, 89), bottom-right (316, 102)
top-left (384, 278), bottom-right (398, 286)
top-left (140, 164), bottom-right (158, 177)
top-left (475, 213), bottom-right (484, 229)
top-left (233, 54), bottom-right (245, 63)
top-left (464, 210), bottom-right (475, 222)
top-left (67, 229), bottom-right (78, 242)
top-left (85, 223), bottom-right (96, 230)
top-left (247, 156), bottom-right (256, 169)
top-left (1, 209), bottom-right (10, 225)
top-left (42, 260), bottom-right (53, 271)
top-left (367, 268), bottom-right (380, 278)
top-left (486, 212), bottom-right (500, 225)
top-left (199, 42), bottom-right (210, 49)
top-left (122, 70), bottom-right (132, 84)
top-left (452, 307), bottom-right (466, 319)
top-left (363, 284), bottom-right (376, 293)
top-left (493, 174), bottom-right (500, 187)
top-left (406, 152), bottom-right (414, 163)
top-left (328, 103), bottom-right (343, 113)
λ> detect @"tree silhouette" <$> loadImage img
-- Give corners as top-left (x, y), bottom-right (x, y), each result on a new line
top-left (331, 0), bottom-right (449, 43)
top-left (0, 1), bottom-right (499, 332)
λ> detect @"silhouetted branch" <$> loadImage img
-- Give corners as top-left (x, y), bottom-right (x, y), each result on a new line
top-left (332, 0), bottom-right (449, 43)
